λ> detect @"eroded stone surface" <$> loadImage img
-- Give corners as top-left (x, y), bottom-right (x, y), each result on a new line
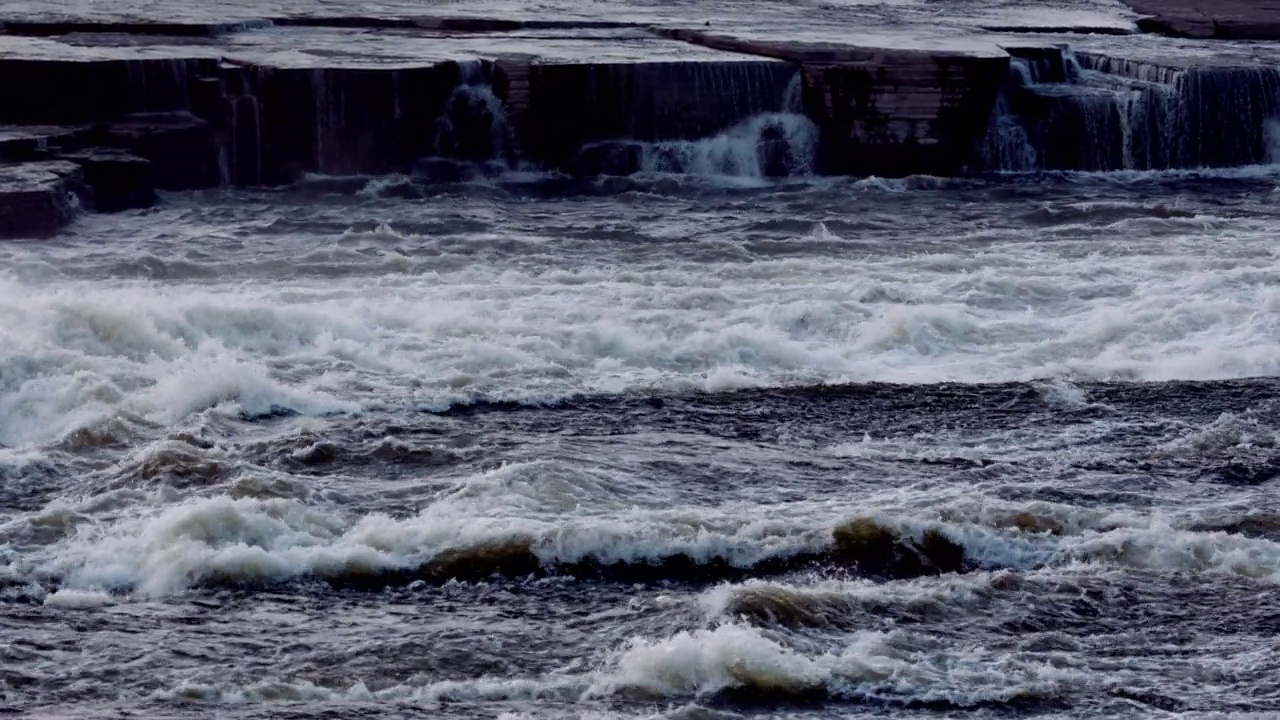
top-left (61, 149), bottom-right (155, 212)
top-left (0, 0), bottom-right (1272, 201)
top-left (99, 112), bottom-right (220, 190)
top-left (0, 125), bottom-right (90, 160)
top-left (0, 160), bottom-right (81, 238)
top-left (1123, 0), bottom-right (1280, 40)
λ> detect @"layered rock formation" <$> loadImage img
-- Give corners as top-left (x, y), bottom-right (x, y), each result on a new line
top-left (0, 161), bottom-right (81, 238)
top-left (1123, 0), bottom-right (1280, 40)
top-left (1, 3), bottom-right (1280, 236)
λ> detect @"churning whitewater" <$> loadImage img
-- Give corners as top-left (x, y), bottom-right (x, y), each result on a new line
top-left (4, 168), bottom-right (1280, 719)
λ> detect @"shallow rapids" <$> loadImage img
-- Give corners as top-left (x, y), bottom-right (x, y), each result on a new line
top-left (3, 169), bottom-right (1280, 718)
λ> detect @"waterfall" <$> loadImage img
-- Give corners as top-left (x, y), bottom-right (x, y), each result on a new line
top-left (979, 57), bottom-right (1040, 172)
top-left (430, 60), bottom-right (518, 166)
top-left (640, 112), bottom-right (817, 178)
top-left (977, 46), bottom-right (1280, 173)
top-left (563, 68), bottom-right (814, 180)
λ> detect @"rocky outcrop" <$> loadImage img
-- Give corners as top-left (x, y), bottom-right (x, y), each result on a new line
top-left (61, 149), bottom-right (156, 212)
top-left (0, 126), bottom-right (90, 161)
top-left (0, 57), bottom-right (215, 125)
top-left (0, 160), bottom-right (81, 238)
top-left (98, 112), bottom-right (220, 190)
top-left (501, 57), bottom-right (798, 168)
top-left (1123, 1), bottom-right (1280, 40)
top-left (0, 8), bottom-right (1277, 214)
top-left (656, 30), bottom-right (1009, 176)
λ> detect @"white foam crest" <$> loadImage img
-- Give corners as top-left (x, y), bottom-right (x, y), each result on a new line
top-left (43, 588), bottom-right (115, 608)
top-left (157, 675), bottom-right (583, 704)
top-left (699, 572), bottom-right (1012, 622)
top-left (35, 483), bottom-right (1280, 597)
top-left (4, 220), bottom-right (1280, 444)
top-left (1063, 523), bottom-right (1280, 581)
top-left (641, 113), bottom-right (817, 179)
top-left (153, 622), bottom-right (1085, 708)
top-left (588, 623), bottom-right (1085, 705)
top-left (1157, 412), bottom-right (1278, 455)
top-left (39, 480), bottom-right (832, 596)
top-left (899, 503), bottom-right (1280, 582)
top-left (0, 279), bottom-right (358, 445)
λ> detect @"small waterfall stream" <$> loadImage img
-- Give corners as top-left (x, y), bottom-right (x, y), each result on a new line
top-left (981, 47), bottom-right (1280, 173)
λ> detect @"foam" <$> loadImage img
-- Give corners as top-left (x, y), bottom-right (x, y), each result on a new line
top-left (154, 621), bottom-right (1083, 708)
top-left (591, 622), bottom-right (1084, 705)
top-left (43, 588), bottom-right (116, 608)
top-left (641, 113), bottom-right (818, 180)
top-left (158, 676), bottom-right (584, 704)
top-left (699, 572), bottom-right (1013, 626)
top-left (29, 484), bottom-right (1280, 597)
top-left (3, 197), bottom-right (1280, 447)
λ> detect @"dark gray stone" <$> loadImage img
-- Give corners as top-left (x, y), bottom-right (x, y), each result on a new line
top-left (61, 149), bottom-right (156, 212)
top-left (1123, 0), bottom-right (1280, 39)
top-left (0, 160), bottom-right (82, 238)
top-left (98, 112), bottom-right (220, 190)
top-left (0, 126), bottom-right (91, 161)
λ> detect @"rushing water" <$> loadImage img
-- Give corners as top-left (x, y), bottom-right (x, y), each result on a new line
top-left (3, 167), bottom-right (1280, 718)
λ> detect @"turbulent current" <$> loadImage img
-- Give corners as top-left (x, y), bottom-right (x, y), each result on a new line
top-left (3, 168), bottom-right (1280, 718)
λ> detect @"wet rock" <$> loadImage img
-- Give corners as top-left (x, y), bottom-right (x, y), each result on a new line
top-left (566, 141), bottom-right (644, 177)
top-left (98, 112), bottom-right (220, 190)
top-left (0, 125), bottom-right (90, 161)
top-left (218, 62), bottom-right (464, 186)
top-left (0, 160), bottom-right (82, 238)
top-left (500, 56), bottom-right (797, 168)
top-left (756, 122), bottom-right (792, 177)
top-left (1124, 0), bottom-right (1280, 39)
top-left (412, 157), bottom-right (498, 183)
top-left (658, 29), bottom-right (1009, 176)
top-left (60, 149), bottom-right (156, 212)
top-left (831, 518), bottom-right (969, 578)
top-left (0, 57), bottom-right (214, 125)
top-left (0, 19), bottom-right (272, 36)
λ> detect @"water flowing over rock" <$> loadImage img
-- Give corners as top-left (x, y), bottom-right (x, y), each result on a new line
top-left (980, 44), bottom-right (1280, 172)
top-left (3, 7), bottom-right (1280, 235)
top-left (0, 160), bottom-right (81, 237)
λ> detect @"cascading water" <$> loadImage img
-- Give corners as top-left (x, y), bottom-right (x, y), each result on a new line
top-left (639, 112), bottom-right (817, 178)
top-left (979, 57), bottom-right (1040, 172)
top-left (637, 72), bottom-right (818, 179)
top-left (980, 47), bottom-right (1280, 173)
top-left (430, 60), bottom-right (518, 166)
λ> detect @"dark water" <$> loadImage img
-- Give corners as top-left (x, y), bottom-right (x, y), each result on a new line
top-left (3, 168), bottom-right (1280, 718)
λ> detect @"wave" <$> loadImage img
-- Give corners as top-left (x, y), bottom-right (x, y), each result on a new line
top-left (699, 572), bottom-right (1019, 630)
top-left (4, 201), bottom-right (1280, 446)
top-left (19, 485), bottom-right (1280, 597)
top-left (588, 623), bottom-right (1081, 707)
top-left (154, 622), bottom-right (1081, 709)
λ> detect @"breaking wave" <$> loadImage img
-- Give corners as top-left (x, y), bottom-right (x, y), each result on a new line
top-left (156, 622), bottom-right (1083, 709)
top-left (3, 183), bottom-right (1280, 447)
top-left (17, 481), bottom-right (1280, 597)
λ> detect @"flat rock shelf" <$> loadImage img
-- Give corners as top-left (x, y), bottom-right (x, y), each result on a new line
top-left (3, 1), bottom-right (1280, 236)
